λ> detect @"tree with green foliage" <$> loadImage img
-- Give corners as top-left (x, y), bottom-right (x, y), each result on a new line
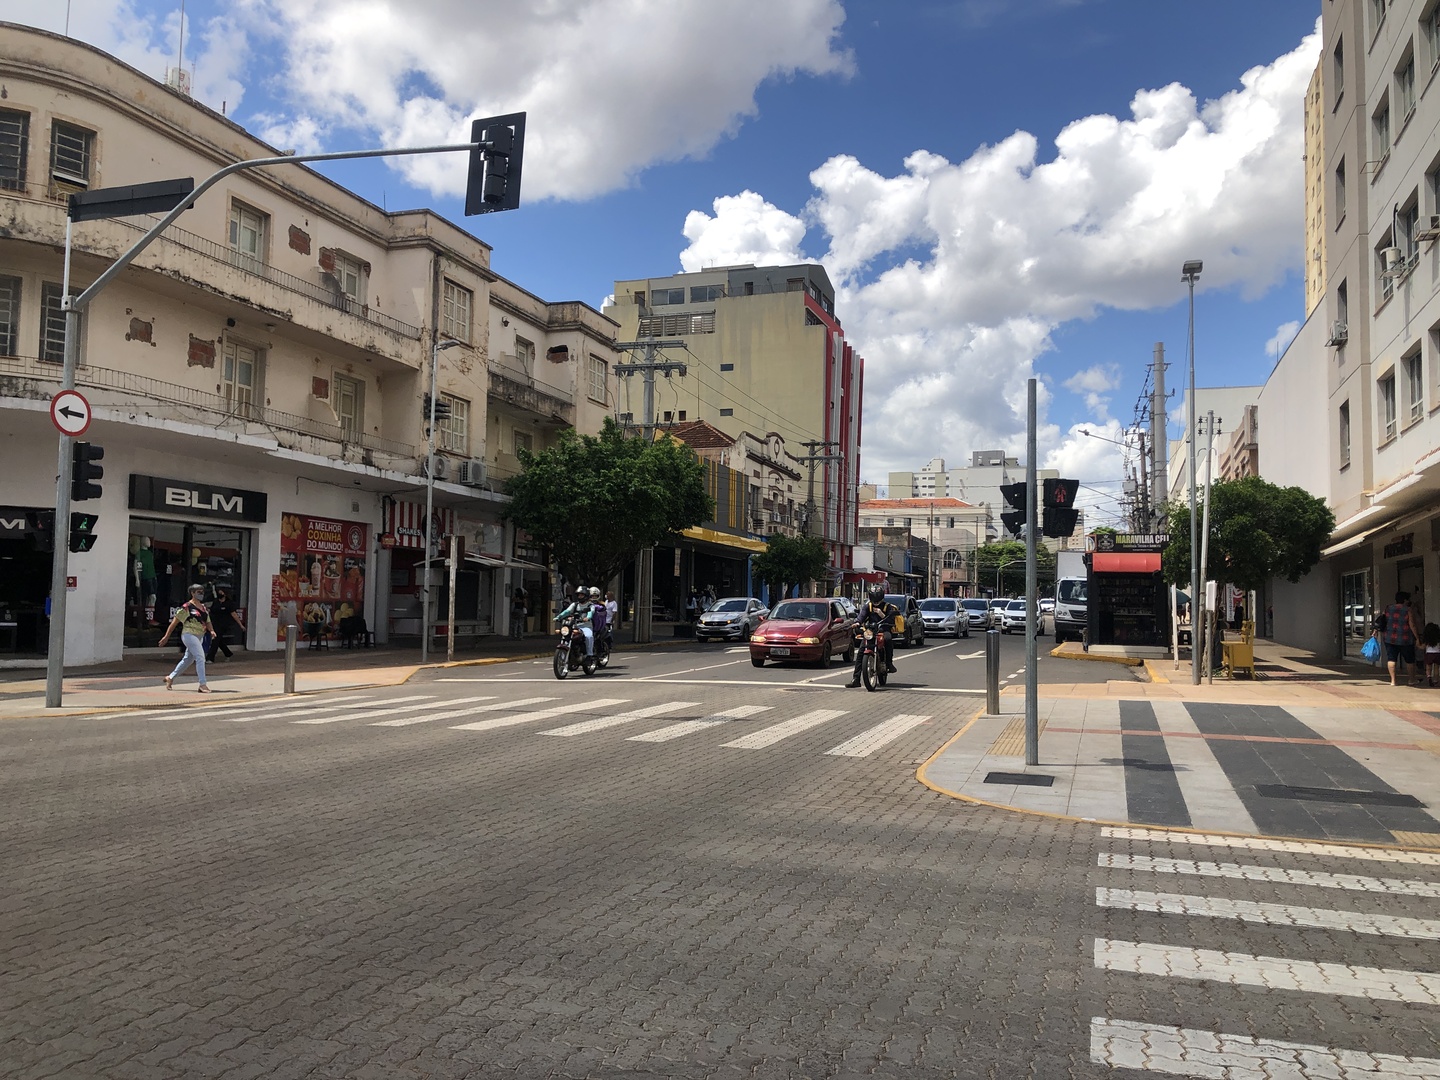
top-left (503, 419), bottom-right (713, 593)
top-left (970, 540), bottom-right (1055, 595)
top-left (752, 534), bottom-right (830, 601)
top-left (1161, 475), bottom-right (1335, 593)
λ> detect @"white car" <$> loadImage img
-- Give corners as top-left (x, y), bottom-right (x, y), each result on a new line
top-left (918, 597), bottom-right (968, 638)
top-left (1000, 599), bottom-right (1029, 634)
top-left (695, 597), bottom-right (768, 641)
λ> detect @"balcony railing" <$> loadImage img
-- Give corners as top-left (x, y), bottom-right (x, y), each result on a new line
top-left (488, 367), bottom-right (574, 424)
top-left (0, 353), bottom-right (416, 459)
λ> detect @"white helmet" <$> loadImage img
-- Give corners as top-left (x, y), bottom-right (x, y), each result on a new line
top-left (589, 587), bottom-right (601, 600)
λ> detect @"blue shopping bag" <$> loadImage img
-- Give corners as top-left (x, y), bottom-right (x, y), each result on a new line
top-left (1361, 634), bottom-right (1381, 664)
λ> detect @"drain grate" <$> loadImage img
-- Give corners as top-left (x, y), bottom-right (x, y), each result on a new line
top-left (1255, 784), bottom-right (1424, 808)
top-left (984, 771), bottom-right (1054, 787)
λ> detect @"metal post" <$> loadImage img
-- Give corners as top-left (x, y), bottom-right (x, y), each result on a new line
top-left (44, 222), bottom-right (81, 708)
top-left (1183, 261), bottom-right (1203, 684)
top-left (447, 531), bottom-right (459, 663)
top-left (986, 629), bottom-right (1001, 715)
top-left (1151, 342), bottom-right (1167, 531)
top-left (1024, 378), bottom-right (1038, 766)
top-left (283, 623), bottom-right (297, 694)
top-left (1199, 411), bottom-right (1218, 684)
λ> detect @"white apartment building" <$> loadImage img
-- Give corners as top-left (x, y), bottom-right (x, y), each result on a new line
top-left (1166, 386), bottom-right (1263, 505)
top-left (1258, 0), bottom-right (1440, 657)
top-left (0, 24), bottom-right (617, 664)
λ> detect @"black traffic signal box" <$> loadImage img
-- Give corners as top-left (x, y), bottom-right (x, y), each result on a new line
top-left (69, 511), bottom-right (99, 553)
top-left (1042, 478), bottom-right (1080, 537)
top-left (465, 113), bottom-right (526, 215)
top-left (1000, 482), bottom-right (1027, 537)
top-left (71, 441), bottom-right (104, 501)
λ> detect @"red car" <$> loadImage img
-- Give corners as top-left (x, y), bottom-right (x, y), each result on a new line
top-left (749, 598), bottom-right (855, 668)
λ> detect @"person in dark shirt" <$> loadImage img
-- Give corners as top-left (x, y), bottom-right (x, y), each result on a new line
top-left (206, 587), bottom-right (244, 661)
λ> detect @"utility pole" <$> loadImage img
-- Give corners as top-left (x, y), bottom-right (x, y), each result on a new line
top-left (797, 440), bottom-right (842, 538)
top-left (614, 339), bottom-right (686, 643)
top-left (1151, 342), bottom-right (1168, 531)
top-left (1198, 411), bottom-right (1221, 684)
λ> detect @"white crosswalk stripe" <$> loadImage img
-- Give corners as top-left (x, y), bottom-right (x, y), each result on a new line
top-left (451, 698), bottom-right (629, 732)
top-left (292, 695), bottom-right (467, 724)
top-left (823, 713), bottom-right (930, 757)
top-left (540, 702), bottom-right (700, 736)
top-left (1092, 828), bottom-right (1440, 1077)
top-left (627, 704), bottom-right (774, 743)
top-left (213, 695), bottom-right (408, 722)
top-left (721, 709), bottom-right (848, 749)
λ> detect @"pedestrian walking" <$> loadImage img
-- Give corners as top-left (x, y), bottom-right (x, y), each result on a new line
top-left (159, 584), bottom-right (215, 692)
top-left (1423, 622), bottom-right (1440, 688)
top-left (1379, 591), bottom-right (1423, 687)
top-left (205, 587), bottom-right (243, 661)
top-left (510, 586), bottom-right (528, 639)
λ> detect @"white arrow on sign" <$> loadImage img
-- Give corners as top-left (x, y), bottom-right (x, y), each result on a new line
top-left (50, 389), bottom-right (92, 437)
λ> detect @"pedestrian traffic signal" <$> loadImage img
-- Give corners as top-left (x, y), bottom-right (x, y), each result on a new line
top-left (1000, 482), bottom-right (1027, 510)
top-left (69, 511), bottom-right (99, 553)
top-left (1041, 478), bottom-right (1080, 537)
top-left (25, 510), bottom-right (55, 553)
top-left (465, 112), bottom-right (526, 216)
top-left (71, 441), bottom-right (104, 501)
top-left (1043, 477), bottom-right (1078, 508)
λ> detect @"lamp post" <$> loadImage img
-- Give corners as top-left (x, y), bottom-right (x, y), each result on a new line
top-left (422, 337), bottom-right (462, 664)
top-left (1182, 259), bottom-right (1203, 684)
top-left (995, 558), bottom-right (1022, 597)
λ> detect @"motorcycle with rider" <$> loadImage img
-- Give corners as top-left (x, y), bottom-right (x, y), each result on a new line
top-left (847, 584), bottom-right (900, 690)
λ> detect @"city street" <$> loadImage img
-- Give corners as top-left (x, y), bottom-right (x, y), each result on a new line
top-left (2, 637), bottom-right (1437, 1078)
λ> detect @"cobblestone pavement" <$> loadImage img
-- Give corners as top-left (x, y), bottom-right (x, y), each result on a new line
top-left (3, 672), bottom-right (1437, 1077)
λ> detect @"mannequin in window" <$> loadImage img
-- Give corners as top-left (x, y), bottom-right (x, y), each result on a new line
top-left (137, 537), bottom-right (157, 624)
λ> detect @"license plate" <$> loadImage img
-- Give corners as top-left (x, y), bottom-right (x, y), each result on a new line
top-left (769, 646), bottom-right (790, 656)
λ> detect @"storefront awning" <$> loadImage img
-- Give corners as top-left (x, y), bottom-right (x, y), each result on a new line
top-left (419, 553), bottom-right (547, 571)
top-left (840, 569), bottom-right (887, 584)
top-left (1092, 552), bottom-right (1161, 573)
top-left (386, 501), bottom-right (455, 549)
top-left (678, 526), bottom-right (768, 555)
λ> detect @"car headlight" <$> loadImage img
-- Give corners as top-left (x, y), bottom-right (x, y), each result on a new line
top-left (797, 636), bottom-right (819, 645)
top-left (751, 634), bottom-right (766, 643)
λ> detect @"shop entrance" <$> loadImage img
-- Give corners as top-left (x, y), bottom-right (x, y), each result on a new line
top-left (1397, 558), bottom-right (1425, 625)
top-left (0, 533), bottom-right (51, 655)
top-left (125, 519), bottom-right (250, 649)
top-left (1340, 569), bottom-right (1372, 658)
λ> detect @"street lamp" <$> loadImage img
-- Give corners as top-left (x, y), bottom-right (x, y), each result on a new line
top-left (1182, 259), bottom-right (1202, 684)
top-left (422, 337), bottom-right (463, 663)
top-left (995, 558), bottom-right (1022, 597)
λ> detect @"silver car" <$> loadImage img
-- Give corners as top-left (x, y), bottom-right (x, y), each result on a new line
top-left (695, 596), bottom-right (768, 641)
top-left (960, 597), bottom-right (993, 630)
top-left (918, 597), bottom-right (968, 638)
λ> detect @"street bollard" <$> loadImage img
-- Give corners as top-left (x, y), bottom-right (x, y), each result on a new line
top-left (985, 628), bottom-right (1000, 715)
top-left (284, 623), bottom-right (297, 694)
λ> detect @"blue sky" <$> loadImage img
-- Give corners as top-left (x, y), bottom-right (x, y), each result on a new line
top-left (7, 0), bottom-right (1321, 525)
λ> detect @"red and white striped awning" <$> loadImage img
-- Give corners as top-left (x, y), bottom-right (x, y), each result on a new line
top-left (386, 501), bottom-right (456, 549)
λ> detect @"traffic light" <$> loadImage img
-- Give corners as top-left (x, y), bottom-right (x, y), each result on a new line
top-left (423, 393), bottom-right (452, 422)
top-left (1000, 482), bottom-right (1027, 538)
top-left (25, 510), bottom-right (55, 553)
top-left (69, 511), bottom-right (99, 553)
top-left (71, 441), bottom-right (104, 501)
top-left (1042, 478), bottom-right (1080, 538)
top-left (465, 112), bottom-right (526, 215)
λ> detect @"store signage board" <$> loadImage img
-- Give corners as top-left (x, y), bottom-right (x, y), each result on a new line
top-left (49, 390), bottom-right (92, 437)
top-left (128, 474), bottom-right (268, 523)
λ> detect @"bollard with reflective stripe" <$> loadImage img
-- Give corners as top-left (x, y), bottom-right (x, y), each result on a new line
top-left (986, 629), bottom-right (1000, 715)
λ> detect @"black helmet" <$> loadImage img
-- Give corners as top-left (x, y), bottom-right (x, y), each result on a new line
top-left (574, 587), bottom-right (589, 600)
top-left (867, 584), bottom-right (886, 603)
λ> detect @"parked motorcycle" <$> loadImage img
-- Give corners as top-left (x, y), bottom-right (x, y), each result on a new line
top-left (553, 616), bottom-right (599, 679)
top-left (854, 624), bottom-right (888, 691)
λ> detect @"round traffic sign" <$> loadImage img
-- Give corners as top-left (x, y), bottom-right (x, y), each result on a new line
top-left (50, 389), bottom-right (92, 437)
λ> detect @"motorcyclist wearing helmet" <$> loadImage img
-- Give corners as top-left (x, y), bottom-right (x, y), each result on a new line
top-left (554, 586), bottom-right (596, 656)
top-left (587, 586), bottom-right (610, 643)
top-left (846, 584), bottom-right (899, 688)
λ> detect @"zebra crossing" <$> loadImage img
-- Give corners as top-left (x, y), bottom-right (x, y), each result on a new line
top-left (1090, 825), bottom-right (1440, 1078)
top-left (130, 691), bottom-right (939, 758)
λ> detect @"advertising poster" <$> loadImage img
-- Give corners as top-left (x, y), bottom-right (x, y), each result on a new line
top-left (276, 513), bottom-right (368, 641)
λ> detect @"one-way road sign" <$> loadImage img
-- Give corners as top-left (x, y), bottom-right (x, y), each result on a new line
top-left (50, 390), bottom-right (92, 437)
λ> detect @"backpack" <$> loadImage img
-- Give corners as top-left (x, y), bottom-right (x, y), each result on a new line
top-left (590, 602), bottom-right (608, 634)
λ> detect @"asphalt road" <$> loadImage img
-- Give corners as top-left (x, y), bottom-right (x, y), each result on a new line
top-left (3, 634), bottom-right (1436, 1079)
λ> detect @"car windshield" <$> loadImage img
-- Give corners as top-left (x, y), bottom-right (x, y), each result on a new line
top-left (771, 601), bottom-right (828, 622)
top-left (1058, 580), bottom-right (1087, 604)
top-left (884, 596), bottom-right (907, 608)
top-left (713, 599), bottom-right (748, 612)
top-left (961, 600), bottom-right (988, 610)
top-left (1006, 600), bottom-right (1026, 610)
top-left (918, 600), bottom-right (956, 612)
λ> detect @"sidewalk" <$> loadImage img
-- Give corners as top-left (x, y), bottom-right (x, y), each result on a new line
top-left (920, 639), bottom-right (1440, 849)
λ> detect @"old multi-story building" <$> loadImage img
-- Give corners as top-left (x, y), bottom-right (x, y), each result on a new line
top-left (0, 24), bottom-right (617, 664)
top-left (1260, 0), bottom-right (1440, 657)
top-left (857, 497), bottom-right (990, 596)
top-left (605, 264), bottom-right (863, 578)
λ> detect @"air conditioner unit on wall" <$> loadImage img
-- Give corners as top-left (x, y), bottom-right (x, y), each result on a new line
top-left (458, 458), bottom-right (487, 486)
top-left (1417, 214), bottom-right (1440, 240)
top-left (423, 454), bottom-right (450, 481)
top-left (1328, 321), bottom-right (1348, 345)
top-left (1382, 246), bottom-right (1404, 271)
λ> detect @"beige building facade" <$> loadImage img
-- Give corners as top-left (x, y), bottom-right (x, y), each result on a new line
top-left (0, 24), bottom-right (618, 664)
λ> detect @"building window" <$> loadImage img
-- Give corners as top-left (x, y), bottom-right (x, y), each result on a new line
top-left (333, 373), bottom-right (364, 440)
top-left (1339, 401), bottom-right (1351, 467)
top-left (1427, 5), bottom-right (1440, 71)
top-left (1396, 53), bottom-right (1416, 124)
top-left (1404, 350), bottom-right (1424, 422)
top-left (1337, 279), bottom-right (1348, 327)
top-left (1371, 0), bottom-right (1388, 34)
top-left (587, 354), bottom-right (608, 403)
top-left (0, 275), bottom-right (19, 355)
top-left (437, 393), bottom-right (469, 454)
top-left (49, 121), bottom-right (93, 188)
top-left (441, 280), bottom-right (472, 343)
top-left (1335, 160), bottom-right (1346, 221)
top-left (331, 251), bottom-right (365, 307)
top-left (886, 517), bottom-right (895, 527)
top-left (720, 362), bottom-right (734, 372)
top-left (1373, 99), bottom-right (1391, 165)
top-left (514, 336), bottom-right (535, 370)
top-left (40, 281), bottom-right (73, 363)
top-left (228, 201), bottom-right (267, 272)
top-left (1401, 200), bottom-right (1421, 260)
top-left (690, 284), bottom-right (724, 302)
top-left (1334, 38), bottom-right (1345, 103)
top-left (1378, 235), bottom-right (1397, 301)
top-left (719, 407), bottom-right (733, 417)
top-left (1379, 370), bottom-right (1397, 441)
top-left (0, 109), bottom-right (28, 192)
top-left (513, 429), bottom-right (532, 456)
top-left (651, 287), bottom-right (685, 305)
top-left (222, 340), bottom-right (260, 417)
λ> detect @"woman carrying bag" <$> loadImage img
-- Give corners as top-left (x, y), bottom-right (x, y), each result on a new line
top-left (159, 584), bottom-right (216, 692)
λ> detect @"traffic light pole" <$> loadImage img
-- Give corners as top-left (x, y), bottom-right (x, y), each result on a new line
top-left (1024, 378), bottom-right (1038, 766)
top-left (44, 138), bottom-right (493, 707)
